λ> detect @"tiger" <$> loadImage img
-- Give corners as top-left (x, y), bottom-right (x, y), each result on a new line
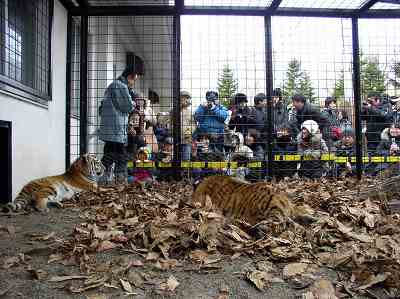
top-left (3, 154), bottom-right (105, 213)
top-left (189, 175), bottom-right (312, 225)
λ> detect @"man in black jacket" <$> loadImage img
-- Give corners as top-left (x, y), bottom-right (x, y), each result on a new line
top-left (288, 94), bottom-right (328, 137)
top-left (361, 92), bottom-right (392, 152)
top-left (229, 93), bottom-right (251, 136)
top-left (248, 93), bottom-right (267, 144)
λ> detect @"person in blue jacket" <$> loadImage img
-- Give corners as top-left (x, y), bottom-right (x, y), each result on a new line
top-left (99, 59), bottom-right (144, 184)
top-left (194, 91), bottom-right (229, 153)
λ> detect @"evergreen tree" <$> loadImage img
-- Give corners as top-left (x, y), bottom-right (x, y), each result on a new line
top-left (360, 55), bottom-right (386, 99)
top-left (217, 64), bottom-right (238, 108)
top-left (282, 58), bottom-right (316, 103)
top-left (332, 70), bottom-right (345, 99)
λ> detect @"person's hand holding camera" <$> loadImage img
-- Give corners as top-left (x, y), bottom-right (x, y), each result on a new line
top-left (390, 143), bottom-right (399, 155)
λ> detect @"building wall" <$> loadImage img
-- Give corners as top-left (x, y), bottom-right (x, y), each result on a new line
top-left (0, 0), bottom-right (67, 199)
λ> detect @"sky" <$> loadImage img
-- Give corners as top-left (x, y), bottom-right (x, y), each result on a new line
top-left (180, 15), bottom-right (400, 109)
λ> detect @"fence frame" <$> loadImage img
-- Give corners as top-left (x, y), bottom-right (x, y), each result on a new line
top-left (62, 0), bottom-right (400, 179)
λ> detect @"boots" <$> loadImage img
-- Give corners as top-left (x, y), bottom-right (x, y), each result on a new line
top-left (98, 166), bottom-right (114, 186)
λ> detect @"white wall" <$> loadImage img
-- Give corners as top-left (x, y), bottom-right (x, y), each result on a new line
top-left (0, 0), bottom-right (67, 199)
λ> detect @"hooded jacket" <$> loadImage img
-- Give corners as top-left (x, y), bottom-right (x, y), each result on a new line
top-left (194, 104), bottom-right (229, 135)
top-left (99, 76), bottom-right (134, 144)
top-left (229, 132), bottom-right (254, 160)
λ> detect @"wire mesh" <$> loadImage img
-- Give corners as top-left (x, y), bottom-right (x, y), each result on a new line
top-left (87, 0), bottom-right (175, 6)
top-left (359, 18), bottom-right (400, 177)
top-left (279, 0), bottom-right (366, 10)
top-left (67, 7), bottom-right (400, 183)
top-left (184, 0), bottom-right (273, 8)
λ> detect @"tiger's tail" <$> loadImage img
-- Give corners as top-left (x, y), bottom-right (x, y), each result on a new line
top-left (2, 196), bottom-right (30, 213)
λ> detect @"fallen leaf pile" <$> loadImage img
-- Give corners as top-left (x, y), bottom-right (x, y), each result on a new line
top-left (7, 176), bottom-right (400, 297)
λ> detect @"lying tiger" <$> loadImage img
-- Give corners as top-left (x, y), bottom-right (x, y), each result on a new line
top-left (189, 175), bottom-right (313, 225)
top-left (3, 154), bottom-right (105, 213)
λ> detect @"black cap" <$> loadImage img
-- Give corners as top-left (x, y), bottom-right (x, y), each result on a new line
top-left (234, 93), bottom-right (247, 105)
top-left (206, 91), bottom-right (218, 102)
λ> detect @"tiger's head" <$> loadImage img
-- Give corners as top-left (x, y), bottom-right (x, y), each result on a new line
top-left (69, 154), bottom-right (105, 180)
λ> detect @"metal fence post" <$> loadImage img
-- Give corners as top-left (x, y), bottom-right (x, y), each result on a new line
top-left (79, 15), bottom-right (88, 156)
top-left (265, 15), bottom-right (274, 180)
top-left (66, 13), bottom-right (72, 169)
top-left (172, 0), bottom-right (183, 176)
top-left (352, 17), bottom-right (363, 180)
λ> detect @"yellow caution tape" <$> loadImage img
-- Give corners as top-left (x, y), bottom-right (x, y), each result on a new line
top-left (127, 155), bottom-right (400, 169)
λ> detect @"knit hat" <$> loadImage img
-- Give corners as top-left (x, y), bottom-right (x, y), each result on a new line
top-left (301, 120), bottom-right (319, 135)
top-left (206, 91), bottom-right (218, 102)
top-left (180, 90), bottom-right (191, 99)
top-left (342, 126), bottom-right (354, 137)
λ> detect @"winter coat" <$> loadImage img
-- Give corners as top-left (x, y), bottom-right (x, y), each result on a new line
top-left (273, 102), bottom-right (289, 131)
top-left (297, 132), bottom-right (329, 179)
top-left (271, 139), bottom-right (297, 179)
top-left (289, 103), bottom-right (328, 137)
top-left (99, 76), bottom-right (134, 144)
top-left (229, 106), bottom-right (252, 136)
top-left (248, 106), bottom-right (267, 135)
top-left (361, 104), bottom-right (392, 147)
top-left (194, 104), bottom-right (229, 135)
top-left (332, 140), bottom-right (357, 176)
top-left (377, 128), bottom-right (400, 156)
top-left (229, 132), bottom-right (254, 161)
top-left (248, 143), bottom-right (265, 161)
top-left (321, 108), bottom-right (341, 147)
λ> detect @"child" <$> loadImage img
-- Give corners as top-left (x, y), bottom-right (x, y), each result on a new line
top-left (127, 147), bottom-right (153, 185)
top-left (272, 125), bottom-right (298, 179)
top-left (333, 126), bottom-right (357, 177)
top-left (297, 120), bottom-right (329, 179)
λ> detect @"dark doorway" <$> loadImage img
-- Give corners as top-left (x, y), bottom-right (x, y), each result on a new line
top-left (0, 120), bottom-right (11, 203)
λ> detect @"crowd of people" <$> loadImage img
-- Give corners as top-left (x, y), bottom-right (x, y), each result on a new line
top-left (98, 64), bottom-right (400, 185)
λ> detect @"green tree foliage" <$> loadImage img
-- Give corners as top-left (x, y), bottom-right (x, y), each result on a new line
top-left (360, 56), bottom-right (386, 99)
top-left (282, 59), bottom-right (316, 103)
top-left (332, 70), bottom-right (345, 99)
top-left (217, 64), bottom-right (238, 108)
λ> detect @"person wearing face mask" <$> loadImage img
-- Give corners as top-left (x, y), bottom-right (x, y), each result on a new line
top-left (194, 91), bottom-right (229, 153)
top-left (99, 59), bottom-right (144, 185)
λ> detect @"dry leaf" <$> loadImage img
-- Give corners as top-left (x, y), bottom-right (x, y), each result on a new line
top-left (308, 279), bottom-right (338, 299)
top-left (120, 279), bottom-right (133, 293)
top-left (48, 275), bottom-right (88, 282)
top-left (167, 275), bottom-right (179, 291)
top-left (357, 273), bottom-right (388, 290)
top-left (247, 270), bottom-right (270, 290)
top-left (96, 240), bottom-right (118, 252)
top-left (159, 275), bottom-right (179, 292)
top-left (48, 254), bottom-right (63, 264)
top-left (283, 263), bottom-right (309, 278)
top-left (86, 294), bottom-right (107, 299)
top-left (28, 268), bottom-right (48, 280)
top-left (2, 256), bottom-right (20, 269)
top-left (146, 251), bottom-right (160, 261)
